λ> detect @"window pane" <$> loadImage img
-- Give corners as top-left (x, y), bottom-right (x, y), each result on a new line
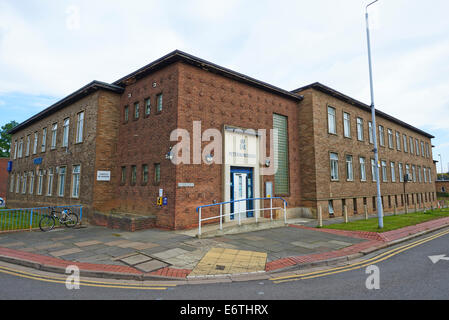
top-left (273, 114), bottom-right (289, 193)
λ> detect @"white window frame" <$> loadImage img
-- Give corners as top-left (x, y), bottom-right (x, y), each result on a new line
top-left (33, 132), bottom-right (38, 155)
top-left (71, 165), bottom-right (81, 198)
top-left (16, 174), bottom-right (20, 193)
top-left (330, 153), bottom-right (339, 181)
top-left (327, 106), bottom-right (336, 134)
top-left (388, 129), bottom-right (393, 149)
top-left (415, 139), bottom-right (420, 156)
top-left (346, 155), bottom-right (353, 181)
top-left (391, 162), bottom-right (396, 182)
top-left (10, 174), bottom-right (14, 192)
top-left (14, 140), bottom-right (17, 159)
top-left (368, 122), bottom-right (373, 144)
top-left (62, 118), bottom-right (70, 147)
top-left (378, 126), bottom-right (385, 147)
top-left (371, 159), bottom-right (377, 182)
top-left (399, 163), bottom-right (404, 182)
top-left (47, 168), bottom-right (54, 196)
top-left (409, 137), bottom-right (414, 154)
top-left (37, 170), bottom-right (43, 195)
top-left (396, 132), bottom-right (401, 151)
top-left (29, 171), bottom-right (34, 194)
top-left (76, 112), bottom-right (84, 143)
top-left (42, 128), bottom-right (47, 152)
top-left (357, 118), bottom-right (364, 141)
top-left (412, 165), bottom-right (416, 182)
top-left (343, 112), bottom-right (351, 138)
top-left (360, 157), bottom-right (367, 181)
top-left (25, 135), bottom-right (30, 156)
top-left (51, 123), bottom-right (58, 149)
top-left (58, 167), bottom-right (66, 197)
top-left (403, 134), bottom-right (408, 153)
top-left (381, 161), bottom-right (388, 182)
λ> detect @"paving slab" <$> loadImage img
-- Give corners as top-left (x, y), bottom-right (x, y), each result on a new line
top-left (74, 240), bottom-right (103, 247)
top-left (50, 248), bottom-right (83, 257)
top-left (134, 260), bottom-right (168, 273)
top-left (120, 254), bottom-right (152, 266)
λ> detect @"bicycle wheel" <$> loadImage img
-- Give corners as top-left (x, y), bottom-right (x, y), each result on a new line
top-left (64, 212), bottom-right (79, 228)
top-left (39, 215), bottom-right (56, 232)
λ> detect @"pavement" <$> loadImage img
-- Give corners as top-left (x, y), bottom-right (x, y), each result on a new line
top-left (1, 215), bottom-right (449, 282)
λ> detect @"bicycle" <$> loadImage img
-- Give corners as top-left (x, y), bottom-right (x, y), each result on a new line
top-left (39, 207), bottom-right (79, 232)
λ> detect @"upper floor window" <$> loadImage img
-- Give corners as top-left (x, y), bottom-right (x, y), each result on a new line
top-left (13, 140), bottom-right (17, 159)
top-left (418, 166), bottom-right (422, 183)
top-left (360, 157), bottom-right (367, 181)
top-left (421, 141), bottom-right (425, 157)
top-left (18, 138), bottom-right (23, 158)
top-left (51, 123), bottom-right (58, 149)
top-left (29, 171), bottom-right (34, 195)
top-left (346, 155), bottom-right (353, 181)
top-left (33, 132), bottom-right (38, 154)
top-left (76, 112), bottom-right (84, 143)
top-left (58, 166), bottom-right (66, 197)
top-left (124, 106), bottom-right (129, 122)
top-left (156, 94), bottom-right (163, 113)
top-left (327, 107), bottom-right (336, 134)
top-left (409, 137), bottom-right (414, 154)
top-left (412, 165), bottom-right (417, 182)
top-left (371, 159), bottom-right (377, 182)
top-left (145, 98), bottom-right (151, 116)
top-left (399, 163), bottom-right (404, 182)
top-left (72, 165), bottom-right (81, 198)
top-left (381, 161), bottom-right (388, 182)
top-left (378, 126), bottom-right (385, 146)
top-left (388, 129), bottom-right (393, 149)
top-left (62, 118), bottom-right (70, 147)
top-left (343, 112), bottom-right (351, 138)
top-left (134, 102), bottom-right (140, 119)
top-left (121, 166), bottom-right (127, 184)
top-left (415, 139), bottom-right (420, 156)
top-left (154, 163), bottom-right (161, 184)
top-left (42, 128), bottom-right (47, 152)
top-left (25, 135), bottom-right (30, 156)
top-left (356, 118), bottom-right (364, 141)
top-left (131, 165), bottom-right (137, 185)
top-left (396, 132), bottom-right (401, 151)
top-left (142, 164), bottom-right (149, 184)
top-left (391, 162), bottom-right (396, 182)
top-left (403, 134), bottom-right (408, 153)
top-left (426, 143), bottom-right (430, 158)
top-left (368, 122), bottom-right (373, 144)
top-left (330, 153), bottom-right (339, 181)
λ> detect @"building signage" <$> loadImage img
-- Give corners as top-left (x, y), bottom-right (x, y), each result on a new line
top-left (163, 197), bottom-right (168, 206)
top-left (7, 161), bottom-right (12, 172)
top-left (224, 129), bottom-right (258, 166)
top-left (178, 183), bottom-right (195, 188)
top-left (97, 171), bottom-right (111, 181)
top-left (33, 158), bottom-right (43, 165)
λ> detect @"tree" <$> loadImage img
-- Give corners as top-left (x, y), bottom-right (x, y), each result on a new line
top-left (0, 121), bottom-right (19, 158)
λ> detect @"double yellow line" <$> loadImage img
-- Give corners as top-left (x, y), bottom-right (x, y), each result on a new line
top-left (270, 228), bottom-right (449, 284)
top-left (0, 264), bottom-right (177, 290)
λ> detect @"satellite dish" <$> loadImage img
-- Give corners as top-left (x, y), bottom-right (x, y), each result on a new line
top-left (0, 198), bottom-right (5, 208)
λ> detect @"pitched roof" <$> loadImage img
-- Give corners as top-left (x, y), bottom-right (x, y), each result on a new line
top-left (293, 82), bottom-right (434, 139)
top-left (8, 81), bottom-right (124, 135)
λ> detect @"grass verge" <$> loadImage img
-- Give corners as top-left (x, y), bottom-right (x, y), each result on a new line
top-left (323, 209), bottom-right (449, 233)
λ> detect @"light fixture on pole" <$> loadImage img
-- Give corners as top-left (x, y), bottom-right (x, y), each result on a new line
top-left (439, 154), bottom-right (443, 174)
top-left (365, 0), bottom-right (383, 229)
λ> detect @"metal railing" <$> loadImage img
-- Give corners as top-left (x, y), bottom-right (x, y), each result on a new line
top-left (0, 205), bottom-right (82, 232)
top-left (196, 197), bottom-right (287, 237)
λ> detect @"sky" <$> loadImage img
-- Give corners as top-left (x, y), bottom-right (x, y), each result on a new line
top-left (0, 0), bottom-right (448, 172)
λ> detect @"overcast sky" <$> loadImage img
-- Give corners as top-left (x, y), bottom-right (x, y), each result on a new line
top-left (1, 0), bottom-right (448, 172)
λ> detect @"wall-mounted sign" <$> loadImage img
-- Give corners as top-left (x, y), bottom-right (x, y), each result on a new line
top-left (97, 171), bottom-right (111, 181)
top-left (163, 197), bottom-right (168, 206)
top-left (178, 183), bottom-right (195, 188)
top-left (33, 158), bottom-right (43, 165)
top-left (7, 161), bottom-right (12, 172)
top-left (265, 182), bottom-right (273, 198)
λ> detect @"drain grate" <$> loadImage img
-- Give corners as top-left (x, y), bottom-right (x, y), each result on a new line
top-left (215, 265), bottom-right (226, 271)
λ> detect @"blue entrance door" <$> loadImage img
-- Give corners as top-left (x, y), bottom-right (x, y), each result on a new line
top-left (230, 167), bottom-right (254, 220)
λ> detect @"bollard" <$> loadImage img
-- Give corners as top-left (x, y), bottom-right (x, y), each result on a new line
top-left (318, 206), bottom-right (323, 228)
top-left (364, 205), bottom-right (368, 220)
top-left (344, 205), bottom-right (349, 224)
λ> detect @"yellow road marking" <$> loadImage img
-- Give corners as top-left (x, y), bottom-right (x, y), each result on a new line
top-left (271, 228), bottom-right (449, 284)
top-left (0, 264), bottom-right (176, 290)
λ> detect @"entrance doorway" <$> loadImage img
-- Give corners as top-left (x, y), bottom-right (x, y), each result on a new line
top-left (230, 167), bottom-right (254, 220)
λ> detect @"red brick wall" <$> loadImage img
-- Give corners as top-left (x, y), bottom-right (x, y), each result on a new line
top-left (0, 158), bottom-right (8, 201)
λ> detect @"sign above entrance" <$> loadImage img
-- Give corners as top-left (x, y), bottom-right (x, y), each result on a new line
top-left (178, 183), bottom-right (195, 188)
top-left (224, 129), bottom-right (258, 166)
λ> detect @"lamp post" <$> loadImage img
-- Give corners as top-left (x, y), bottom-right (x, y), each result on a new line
top-left (438, 154), bottom-right (443, 174)
top-left (365, 0), bottom-right (383, 229)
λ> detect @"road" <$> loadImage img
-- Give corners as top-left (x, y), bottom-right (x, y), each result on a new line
top-left (0, 228), bottom-right (448, 301)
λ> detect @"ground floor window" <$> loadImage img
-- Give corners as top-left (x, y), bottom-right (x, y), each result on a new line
top-left (47, 168), bottom-right (54, 196)
top-left (328, 200), bottom-right (334, 215)
top-left (58, 167), bottom-right (66, 197)
top-left (37, 170), bottom-right (43, 195)
top-left (72, 165), bottom-right (81, 198)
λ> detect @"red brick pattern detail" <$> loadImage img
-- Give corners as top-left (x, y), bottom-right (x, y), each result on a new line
top-left (288, 224), bottom-right (385, 241)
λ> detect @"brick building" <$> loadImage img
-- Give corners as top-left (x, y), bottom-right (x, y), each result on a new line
top-left (0, 158), bottom-right (8, 202)
top-left (6, 50), bottom-right (438, 230)
top-left (436, 180), bottom-right (449, 193)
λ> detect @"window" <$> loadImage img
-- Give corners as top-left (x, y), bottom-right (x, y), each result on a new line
top-left (51, 123), bottom-right (58, 149)
top-left (273, 114), bottom-right (289, 194)
top-left (381, 161), bottom-right (387, 182)
top-left (368, 122), bottom-right (373, 144)
top-left (62, 118), bottom-right (69, 147)
top-left (412, 165), bottom-right (416, 182)
top-left (418, 166), bottom-right (422, 183)
top-left (142, 164), bottom-right (149, 184)
top-left (13, 140), bottom-right (18, 159)
top-left (396, 132), bottom-right (401, 151)
top-left (15, 174), bottom-right (20, 193)
top-left (328, 200), bottom-right (334, 215)
top-left (47, 168), bottom-right (54, 196)
top-left (409, 137), bottom-right (414, 154)
top-left (327, 107), bottom-right (336, 134)
top-left (124, 106), bottom-right (129, 122)
top-left (22, 173), bottom-right (27, 194)
top-left (426, 143), bottom-right (430, 158)
top-left (378, 126), bottom-right (385, 146)
top-left (121, 166), bottom-right (127, 184)
top-left (33, 132), bottom-right (38, 154)
top-left (42, 128), bottom-right (47, 152)
top-left (357, 118), bottom-right (364, 141)
top-left (131, 165), bottom-right (137, 185)
top-left (371, 159), bottom-right (377, 182)
top-left (415, 139), bottom-right (420, 156)
top-left (157, 94), bottom-right (163, 113)
top-left (423, 166), bottom-right (427, 183)
top-left (58, 167), bottom-right (66, 197)
top-left (421, 141), bottom-right (425, 157)
top-left (405, 165), bottom-right (411, 182)
top-left (346, 155), bottom-right (353, 181)
top-left (360, 157), bottom-right (367, 181)
top-left (330, 153), bottom-right (339, 181)
top-left (145, 98), bottom-right (151, 116)
top-left (18, 138), bottom-right (23, 158)
top-left (26, 135), bottom-right (30, 156)
top-left (403, 134), bottom-right (408, 153)
top-left (37, 170), bottom-right (43, 195)
top-left (134, 102), bottom-right (140, 119)
top-left (72, 165), bottom-right (81, 198)
top-left (428, 168), bottom-right (432, 183)
top-left (154, 163), bottom-right (161, 184)
top-left (388, 129), bottom-right (393, 149)
top-left (391, 162), bottom-right (396, 182)
top-left (343, 112), bottom-right (351, 138)
top-left (10, 174), bottom-right (14, 193)
top-left (29, 171), bottom-right (34, 194)
top-left (76, 112), bottom-right (84, 143)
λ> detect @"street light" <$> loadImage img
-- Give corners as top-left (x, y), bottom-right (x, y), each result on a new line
top-left (439, 154), bottom-right (443, 174)
top-left (365, 0), bottom-right (384, 229)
